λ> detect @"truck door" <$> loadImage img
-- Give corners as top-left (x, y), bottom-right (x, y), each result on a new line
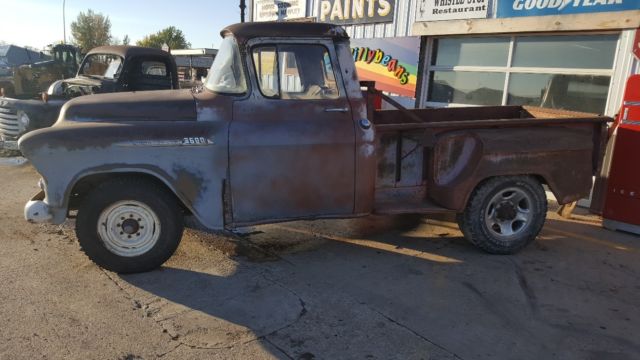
top-left (229, 41), bottom-right (355, 225)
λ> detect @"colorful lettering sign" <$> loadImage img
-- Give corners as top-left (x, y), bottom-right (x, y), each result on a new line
top-left (498, 0), bottom-right (640, 18)
top-left (350, 37), bottom-right (420, 98)
top-left (317, 0), bottom-right (396, 24)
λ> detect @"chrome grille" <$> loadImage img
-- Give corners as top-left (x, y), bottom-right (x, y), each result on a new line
top-left (0, 101), bottom-right (19, 140)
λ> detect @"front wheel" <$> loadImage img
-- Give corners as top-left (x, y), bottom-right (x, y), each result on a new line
top-left (76, 178), bottom-right (184, 273)
top-left (457, 176), bottom-right (547, 254)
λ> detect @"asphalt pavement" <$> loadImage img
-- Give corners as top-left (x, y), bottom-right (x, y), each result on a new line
top-left (1, 160), bottom-right (639, 360)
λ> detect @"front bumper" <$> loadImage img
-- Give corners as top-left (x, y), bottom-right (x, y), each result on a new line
top-left (24, 190), bottom-right (53, 223)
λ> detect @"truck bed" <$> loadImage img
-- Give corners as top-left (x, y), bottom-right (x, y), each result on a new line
top-left (372, 105), bottom-right (607, 130)
top-left (370, 104), bottom-right (610, 215)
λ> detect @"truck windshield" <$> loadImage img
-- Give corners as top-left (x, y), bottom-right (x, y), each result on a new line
top-left (80, 54), bottom-right (123, 79)
top-left (204, 37), bottom-right (246, 94)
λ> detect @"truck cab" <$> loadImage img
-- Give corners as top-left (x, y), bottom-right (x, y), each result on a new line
top-left (18, 23), bottom-right (609, 273)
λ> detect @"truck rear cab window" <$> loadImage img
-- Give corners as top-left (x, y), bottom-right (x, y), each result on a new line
top-left (141, 61), bottom-right (167, 76)
top-left (251, 44), bottom-right (339, 100)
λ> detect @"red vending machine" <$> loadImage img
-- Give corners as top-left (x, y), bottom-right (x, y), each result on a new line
top-left (603, 75), bottom-right (640, 234)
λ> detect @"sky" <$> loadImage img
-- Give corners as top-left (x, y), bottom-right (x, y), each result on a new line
top-left (0, 0), bottom-right (245, 50)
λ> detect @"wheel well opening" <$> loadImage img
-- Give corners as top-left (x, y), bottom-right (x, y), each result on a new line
top-left (67, 172), bottom-right (191, 215)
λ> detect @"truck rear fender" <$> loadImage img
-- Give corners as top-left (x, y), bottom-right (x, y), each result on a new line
top-left (430, 127), bottom-right (596, 211)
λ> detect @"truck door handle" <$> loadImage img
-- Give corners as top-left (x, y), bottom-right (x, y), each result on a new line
top-left (324, 107), bottom-right (349, 113)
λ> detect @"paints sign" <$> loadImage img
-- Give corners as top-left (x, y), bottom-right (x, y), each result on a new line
top-left (416, 0), bottom-right (489, 21)
top-left (498, 0), bottom-right (640, 18)
top-left (350, 37), bottom-right (420, 98)
top-left (253, 0), bottom-right (307, 22)
top-left (317, 0), bottom-right (396, 24)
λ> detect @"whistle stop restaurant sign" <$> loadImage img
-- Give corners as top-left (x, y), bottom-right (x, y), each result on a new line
top-left (254, 0), bottom-right (307, 22)
top-left (416, 0), bottom-right (489, 21)
top-left (318, 0), bottom-right (396, 24)
top-left (350, 37), bottom-right (420, 98)
top-left (498, 0), bottom-right (640, 18)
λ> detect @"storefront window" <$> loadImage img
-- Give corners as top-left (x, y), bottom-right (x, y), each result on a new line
top-left (432, 38), bottom-right (509, 67)
top-left (429, 71), bottom-right (505, 106)
top-left (507, 74), bottom-right (610, 114)
top-left (426, 33), bottom-right (618, 114)
top-left (512, 35), bottom-right (617, 69)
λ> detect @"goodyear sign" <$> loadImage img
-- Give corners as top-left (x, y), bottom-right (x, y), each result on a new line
top-left (498, 0), bottom-right (640, 17)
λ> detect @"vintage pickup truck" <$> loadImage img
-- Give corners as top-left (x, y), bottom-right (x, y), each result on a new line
top-left (0, 45), bottom-right (178, 150)
top-left (18, 22), bottom-right (609, 273)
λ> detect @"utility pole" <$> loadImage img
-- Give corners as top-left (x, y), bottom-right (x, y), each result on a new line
top-left (62, 0), bottom-right (66, 44)
top-left (240, 0), bottom-right (246, 23)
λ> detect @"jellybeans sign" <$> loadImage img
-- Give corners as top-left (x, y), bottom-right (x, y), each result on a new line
top-left (498, 0), bottom-right (640, 17)
top-left (350, 37), bottom-right (420, 98)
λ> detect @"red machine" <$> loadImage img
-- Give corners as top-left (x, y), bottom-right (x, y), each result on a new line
top-left (603, 75), bottom-right (640, 234)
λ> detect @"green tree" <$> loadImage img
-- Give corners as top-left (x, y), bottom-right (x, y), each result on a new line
top-left (136, 26), bottom-right (191, 50)
top-left (70, 9), bottom-right (112, 52)
top-left (122, 35), bottom-right (130, 46)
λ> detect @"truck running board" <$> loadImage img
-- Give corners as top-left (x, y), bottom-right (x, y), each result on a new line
top-left (373, 200), bottom-right (455, 215)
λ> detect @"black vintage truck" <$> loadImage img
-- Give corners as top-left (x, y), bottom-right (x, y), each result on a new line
top-left (19, 23), bottom-right (609, 273)
top-left (0, 45), bottom-right (178, 150)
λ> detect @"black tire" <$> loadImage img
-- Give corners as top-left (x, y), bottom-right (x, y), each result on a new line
top-left (76, 177), bottom-right (184, 273)
top-left (457, 176), bottom-right (547, 254)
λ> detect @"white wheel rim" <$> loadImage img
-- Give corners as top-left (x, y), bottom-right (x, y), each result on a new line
top-left (484, 187), bottom-right (533, 238)
top-left (97, 200), bottom-right (161, 257)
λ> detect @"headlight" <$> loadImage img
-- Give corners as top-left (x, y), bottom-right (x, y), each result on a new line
top-left (16, 110), bottom-right (30, 132)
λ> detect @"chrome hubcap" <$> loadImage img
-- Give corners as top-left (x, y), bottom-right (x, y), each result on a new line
top-left (484, 187), bottom-right (532, 237)
top-left (97, 200), bottom-right (161, 257)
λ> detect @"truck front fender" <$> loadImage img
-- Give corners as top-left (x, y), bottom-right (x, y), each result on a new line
top-left (19, 121), bottom-right (229, 230)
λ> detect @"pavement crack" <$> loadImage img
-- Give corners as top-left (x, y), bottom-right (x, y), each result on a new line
top-left (156, 343), bottom-right (182, 358)
top-left (263, 337), bottom-right (295, 360)
top-left (509, 258), bottom-right (539, 315)
top-left (367, 306), bottom-right (464, 360)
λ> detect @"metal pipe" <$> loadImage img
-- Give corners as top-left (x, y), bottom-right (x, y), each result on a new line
top-left (63, 0), bottom-right (66, 43)
top-left (240, 0), bottom-right (246, 23)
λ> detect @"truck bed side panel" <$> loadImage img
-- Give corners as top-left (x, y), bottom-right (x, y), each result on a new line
top-left (430, 125), bottom-right (597, 210)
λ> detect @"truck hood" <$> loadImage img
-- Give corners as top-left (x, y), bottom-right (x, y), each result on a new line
top-left (58, 89), bottom-right (197, 123)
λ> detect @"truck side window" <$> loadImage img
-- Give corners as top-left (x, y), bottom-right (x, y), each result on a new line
top-left (252, 47), bottom-right (279, 98)
top-left (251, 44), bottom-right (339, 100)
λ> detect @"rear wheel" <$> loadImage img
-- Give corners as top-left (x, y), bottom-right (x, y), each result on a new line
top-left (457, 176), bottom-right (547, 254)
top-left (76, 178), bottom-right (184, 273)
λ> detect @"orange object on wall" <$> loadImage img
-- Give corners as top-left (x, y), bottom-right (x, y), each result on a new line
top-left (603, 75), bottom-right (640, 234)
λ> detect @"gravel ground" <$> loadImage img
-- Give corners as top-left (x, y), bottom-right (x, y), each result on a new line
top-left (1, 159), bottom-right (639, 360)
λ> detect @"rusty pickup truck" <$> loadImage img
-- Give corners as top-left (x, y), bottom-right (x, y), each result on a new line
top-left (18, 22), bottom-right (609, 273)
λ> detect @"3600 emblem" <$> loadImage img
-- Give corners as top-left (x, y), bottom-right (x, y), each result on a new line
top-left (182, 137), bottom-right (210, 145)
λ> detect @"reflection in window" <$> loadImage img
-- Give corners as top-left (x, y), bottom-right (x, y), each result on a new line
top-left (253, 47), bottom-right (278, 97)
top-left (204, 36), bottom-right (247, 94)
top-left (141, 61), bottom-right (167, 76)
top-left (432, 37), bottom-right (509, 67)
top-left (428, 71), bottom-right (505, 106)
top-left (251, 44), bottom-right (339, 100)
top-left (512, 35), bottom-right (618, 69)
top-left (508, 73), bottom-right (610, 114)
top-left (81, 54), bottom-right (123, 79)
